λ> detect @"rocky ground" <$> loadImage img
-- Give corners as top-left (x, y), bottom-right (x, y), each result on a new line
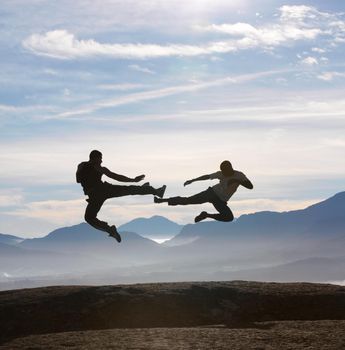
top-left (1, 281), bottom-right (345, 349)
top-left (2, 321), bottom-right (345, 349)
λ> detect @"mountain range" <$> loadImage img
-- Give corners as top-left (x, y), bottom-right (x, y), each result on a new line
top-left (1, 192), bottom-right (345, 288)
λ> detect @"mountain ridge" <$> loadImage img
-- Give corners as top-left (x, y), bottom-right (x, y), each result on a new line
top-left (169, 191), bottom-right (345, 245)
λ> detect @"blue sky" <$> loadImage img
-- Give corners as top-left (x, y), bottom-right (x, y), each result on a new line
top-left (1, 0), bottom-right (345, 237)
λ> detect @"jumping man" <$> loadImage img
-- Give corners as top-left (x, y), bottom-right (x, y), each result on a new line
top-left (77, 150), bottom-right (166, 242)
top-left (154, 160), bottom-right (253, 223)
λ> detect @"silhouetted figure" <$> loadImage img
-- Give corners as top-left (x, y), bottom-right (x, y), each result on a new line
top-left (77, 150), bottom-right (166, 242)
top-left (155, 160), bottom-right (253, 223)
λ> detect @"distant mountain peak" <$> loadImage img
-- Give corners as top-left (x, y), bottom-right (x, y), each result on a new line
top-left (118, 215), bottom-right (183, 240)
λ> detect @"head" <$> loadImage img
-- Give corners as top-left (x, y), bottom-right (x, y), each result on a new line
top-left (220, 160), bottom-right (234, 177)
top-left (89, 150), bottom-right (102, 165)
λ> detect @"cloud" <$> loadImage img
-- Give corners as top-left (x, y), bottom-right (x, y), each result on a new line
top-left (232, 197), bottom-right (322, 215)
top-left (195, 22), bottom-right (321, 47)
top-left (279, 5), bottom-right (322, 22)
top-left (42, 68), bottom-right (58, 75)
top-left (4, 196), bottom-right (194, 228)
top-left (0, 189), bottom-right (24, 207)
top-left (22, 6), bottom-right (345, 60)
top-left (128, 64), bottom-right (155, 75)
top-left (196, 5), bottom-right (345, 50)
top-left (301, 56), bottom-right (318, 65)
top-left (63, 88), bottom-right (71, 96)
top-left (0, 104), bottom-right (21, 112)
top-left (311, 47), bottom-right (326, 53)
top-left (6, 199), bottom-right (85, 225)
top-left (0, 103), bottom-right (56, 115)
top-left (194, 5), bottom-right (326, 47)
top-left (22, 30), bottom-right (238, 59)
top-left (210, 56), bottom-right (223, 62)
top-left (3, 194), bottom-right (324, 231)
top-left (97, 83), bottom-right (148, 91)
top-left (317, 71), bottom-right (345, 81)
top-left (5, 190), bottom-right (321, 229)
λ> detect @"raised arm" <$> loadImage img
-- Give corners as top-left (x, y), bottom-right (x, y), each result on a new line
top-left (102, 167), bottom-right (145, 183)
top-left (241, 179), bottom-right (253, 189)
top-left (184, 174), bottom-right (211, 186)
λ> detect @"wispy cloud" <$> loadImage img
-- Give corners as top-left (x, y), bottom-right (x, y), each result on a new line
top-left (128, 64), bottom-right (155, 75)
top-left (0, 104), bottom-right (21, 112)
top-left (194, 21), bottom-right (320, 46)
top-left (5, 199), bottom-right (85, 225)
top-left (317, 71), bottom-right (345, 81)
top-left (0, 189), bottom-right (24, 207)
top-left (42, 68), bottom-right (59, 76)
top-left (97, 83), bottom-right (148, 91)
top-left (195, 5), bottom-right (332, 45)
top-left (53, 69), bottom-right (287, 119)
top-left (232, 197), bottom-right (322, 215)
top-left (196, 5), bottom-right (345, 51)
top-left (312, 47), bottom-right (326, 53)
top-left (4, 197), bottom-right (192, 228)
top-left (0, 103), bottom-right (56, 115)
top-left (3, 195), bottom-right (324, 229)
top-left (5, 193), bottom-right (322, 227)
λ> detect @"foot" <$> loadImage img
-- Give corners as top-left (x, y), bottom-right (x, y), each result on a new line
top-left (154, 196), bottom-right (165, 203)
top-left (108, 225), bottom-right (121, 243)
top-left (156, 185), bottom-right (167, 198)
top-left (194, 211), bottom-right (208, 223)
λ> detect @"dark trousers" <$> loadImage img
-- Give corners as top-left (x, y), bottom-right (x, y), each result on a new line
top-left (168, 187), bottom-right (234, 222)
top-left (84, 182), bottom-right (156, 232)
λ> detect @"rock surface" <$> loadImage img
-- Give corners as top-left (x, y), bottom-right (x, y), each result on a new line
top-left (1, 281), bottom-right (345, 348)
top-left (1, 321), bottom-right (345, 350)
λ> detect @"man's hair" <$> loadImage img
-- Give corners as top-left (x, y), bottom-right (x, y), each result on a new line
top-left (220, 160), bottom-right (234, 176)
top-left (89, 150), bottom-right (102, 160)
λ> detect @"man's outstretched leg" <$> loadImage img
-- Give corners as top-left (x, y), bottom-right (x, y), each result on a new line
top-left (84, 197), bottom-right (121, 242)
top-left (106, 182), bottom-right (166, 199)
top-left (154, 188), bottom-right (209, 205)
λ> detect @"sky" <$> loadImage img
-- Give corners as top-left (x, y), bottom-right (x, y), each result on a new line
top-left (1, 0), bottom-right (345, 237)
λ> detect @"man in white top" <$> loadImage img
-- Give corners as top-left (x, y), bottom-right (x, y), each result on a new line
top-left (154, 160), bottom-right (253, 223)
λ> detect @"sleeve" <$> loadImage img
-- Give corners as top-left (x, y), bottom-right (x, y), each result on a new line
top-left (209, 171), bottom-right (222, 180)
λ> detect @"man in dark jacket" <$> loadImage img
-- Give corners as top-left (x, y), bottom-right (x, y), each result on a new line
top-left (77, 150), bottom-right (166, 242)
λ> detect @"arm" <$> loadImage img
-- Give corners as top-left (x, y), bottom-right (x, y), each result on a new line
top-left (184, 174), bottom-right (211, 186)
top-left (241, 179), bottom-right (253, 189)
top-left (102, 167), bottom-right (145, 183)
